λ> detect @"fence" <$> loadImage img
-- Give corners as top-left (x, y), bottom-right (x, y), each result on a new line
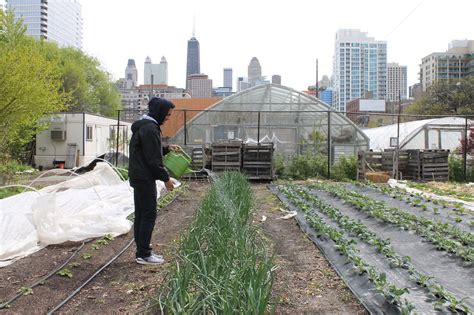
top-left (113, 108), bottom-right (473, 181)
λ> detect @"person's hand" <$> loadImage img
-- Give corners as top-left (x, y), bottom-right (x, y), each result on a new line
top-left (165, 179), bottom-right (174, 191)
top-left (169, 144), bottom-right (182, 152)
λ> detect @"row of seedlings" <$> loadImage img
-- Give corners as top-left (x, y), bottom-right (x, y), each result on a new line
top-left (276, 184), bottom-right (416, 314)
top-left (363, 182), bottom-right (474, 219)
top-left (155, 172), bottom-right (275, 314)
top-left (279, 184), bottom-right (471, 314)
top-left (312, 182), bottom-right (474, 262)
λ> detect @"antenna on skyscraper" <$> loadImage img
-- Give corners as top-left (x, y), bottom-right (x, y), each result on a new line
top-left (192, 16), bottom-right (196, 37)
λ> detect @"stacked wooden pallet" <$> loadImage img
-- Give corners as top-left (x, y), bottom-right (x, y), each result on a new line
top-left (211, 141), bottom-right (242, 173)
top-left (420, 149), bottom-right (450, 181)
top-left (242, 143), bottom-right (274, 180)
top-left (406, 149), bottom-right (450, 181)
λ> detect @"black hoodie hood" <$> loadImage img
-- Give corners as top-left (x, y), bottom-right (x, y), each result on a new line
top-left (148, 97), bottom-right (175, 125)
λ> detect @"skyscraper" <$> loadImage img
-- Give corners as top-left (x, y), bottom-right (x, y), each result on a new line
top-left (332, 29), bottom-right (387, 112)
top-left (387, 63), bottom-right (407, 101)
top-left (223, 68), bottom-right (233, 90)
top-left (144, 56), bottom-right (168, 85)
top-left (186, 35), bottom-right (200, 89)
top-left (248, 57), bottom-right (262, 84)
top-left (7, 0), bottom-right (83, 49)
top-left (125, 59), bottom-right (138, 89)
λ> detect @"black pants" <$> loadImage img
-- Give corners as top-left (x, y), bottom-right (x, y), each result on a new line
top-left (131, 180), bottom-right (157, 258)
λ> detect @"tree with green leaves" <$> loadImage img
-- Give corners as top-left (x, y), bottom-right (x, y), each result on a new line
top-left (0, 10), bottom-right (67, 160)
top-left (0, 10), bottom-right (121, 160)
top-left (38, 43), bottom-right (121, 117)
top-left (405, 77), bottom-right (474, 116)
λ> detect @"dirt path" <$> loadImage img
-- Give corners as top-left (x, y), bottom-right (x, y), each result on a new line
top-left (252, 184), bottom-right (367, 314)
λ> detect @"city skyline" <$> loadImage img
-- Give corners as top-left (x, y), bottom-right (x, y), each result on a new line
top-left (3, 0), bottom-right (473, 92)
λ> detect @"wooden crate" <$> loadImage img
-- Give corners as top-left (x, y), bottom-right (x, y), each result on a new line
top-left (211, 141), bottom-right (242, 173)
top-left (242, 143), bottom-right (274, 180)
top-left (420, 150), bottom-right (449, 181)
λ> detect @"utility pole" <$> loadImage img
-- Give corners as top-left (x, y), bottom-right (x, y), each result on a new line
top-left (316, 58), bottom-right (319, 98)
top-left (395, 90), bottom-right (401, 179)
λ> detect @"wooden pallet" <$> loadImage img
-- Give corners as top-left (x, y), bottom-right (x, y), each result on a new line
top-left (242, 143), bottom-right (274, 180)
top-left (211, 141), bottom-right (242, 173)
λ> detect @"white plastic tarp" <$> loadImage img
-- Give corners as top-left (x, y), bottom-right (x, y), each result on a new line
top-left (0, 163), bottom-right (179, 267)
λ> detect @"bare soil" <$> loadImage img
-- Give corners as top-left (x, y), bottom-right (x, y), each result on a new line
top-left (0, 182), bottom-right (366, 314)
top-left (252, 185), bottom-right (366, 314)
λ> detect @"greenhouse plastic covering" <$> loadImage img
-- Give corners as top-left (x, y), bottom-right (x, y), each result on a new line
top-left (171, 84), bottom-right (369, 154)
top-left (0, 163), bottom-right (179, 267)
top-left (364, 117), bottom-right (471, 150)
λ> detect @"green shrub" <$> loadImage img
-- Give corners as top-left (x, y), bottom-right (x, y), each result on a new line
top-left (449, 155), bottom-right (474, 182)
top-left (281, 153), bottom-right (328, 179)
top-left (332, 155), bottom-right (357, 181)
top-left (0, 160), bottom-right (34, 177)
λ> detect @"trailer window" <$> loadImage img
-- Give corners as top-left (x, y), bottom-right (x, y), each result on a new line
top-left (86, 125), bottom-right (93, 141)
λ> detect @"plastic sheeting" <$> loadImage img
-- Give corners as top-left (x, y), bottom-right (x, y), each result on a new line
top-left (364, 117), bottom-right (471, 150)
top-left (0, 163), bottom-right (178, 267)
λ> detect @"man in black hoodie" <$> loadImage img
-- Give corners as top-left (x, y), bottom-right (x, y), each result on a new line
top-left (128, 97), bottom-right (180, 265)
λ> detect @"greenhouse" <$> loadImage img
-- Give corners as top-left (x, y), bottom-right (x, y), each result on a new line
top-left (363, 117), bottom-right (472, 151)
top-left (171, 84), bottom-right (369, 160)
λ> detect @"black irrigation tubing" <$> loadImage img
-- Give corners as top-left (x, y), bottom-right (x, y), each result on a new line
top-left (46, 186), bottom-right (187, 314)
top-left (0, 242), bottom-right (86, 310)
top-left (47, 239), bottom-right (135, 315)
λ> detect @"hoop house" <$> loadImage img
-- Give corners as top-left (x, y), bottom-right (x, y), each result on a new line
top-left (364, 117), bottom-right (472, 150)
top-left (171, 84), bottom-right (369, 158)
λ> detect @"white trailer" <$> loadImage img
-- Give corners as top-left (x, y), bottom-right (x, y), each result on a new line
top-left (35, 113), bottom-right (131, 169)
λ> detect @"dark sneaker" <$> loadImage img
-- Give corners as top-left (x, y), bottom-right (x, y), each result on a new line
top-left (136, 254), bottom-right (165, 265)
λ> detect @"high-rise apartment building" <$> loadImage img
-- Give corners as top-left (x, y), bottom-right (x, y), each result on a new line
top-left (248, 57), bottom-right (262, 84)
top-left (186, 35), bottom-right (200, 89)
top-left (7, 0), bottom-right (82, 49)
top-left (125, 59), bottom-right (138, 89)
top-left (387, 63), bottom-right (407, 101)
top-left (420, 40), bottom-right (474, 92)
top-left (144, 56), bottom-right (168, 85)
top-left (188, 74), bottom-right (212, 98)
top-left (223, 68), bottom-right (233, 90)
top-left (332, 29), bottom-right (387, 112)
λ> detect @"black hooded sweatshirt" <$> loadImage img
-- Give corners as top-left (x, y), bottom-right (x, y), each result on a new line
top-left (128, 98), bottom-right (174, 183)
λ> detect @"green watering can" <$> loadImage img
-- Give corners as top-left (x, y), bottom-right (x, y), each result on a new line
top-left (163, 150), bottom-right (193, 178)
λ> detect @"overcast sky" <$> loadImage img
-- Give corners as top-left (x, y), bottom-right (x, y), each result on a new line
top-left (4, 0), bottom-right (474, 91)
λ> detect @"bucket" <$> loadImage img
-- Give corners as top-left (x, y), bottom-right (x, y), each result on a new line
top-left (163, 151), bottom-right (193, 178)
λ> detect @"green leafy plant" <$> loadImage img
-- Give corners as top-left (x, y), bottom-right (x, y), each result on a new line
top-left (17, 287), bottom-right (33, 296)
top-left (57, 268), bottom-right (73, 278)
top-left (82, 253), bottom-right (92, 260)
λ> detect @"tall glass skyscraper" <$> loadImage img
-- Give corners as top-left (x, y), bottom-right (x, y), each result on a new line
top-left (332, 29), bottom-right (387, 112)
top-left (6, 0), bottom-right (82, 49)
top-left (186, 36), bottom-right (200, 89)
